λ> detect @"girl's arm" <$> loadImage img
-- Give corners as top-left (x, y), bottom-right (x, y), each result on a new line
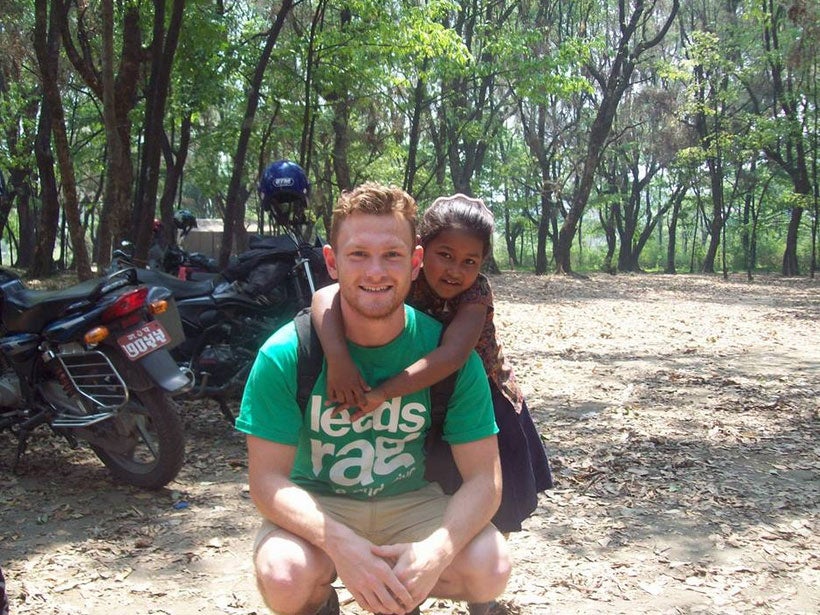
top-left (310, 283), bottom-right (370, 405)
top-left (349, 302), bottom-right (487, 419)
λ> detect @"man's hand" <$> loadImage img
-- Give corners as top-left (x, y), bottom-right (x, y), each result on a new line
top-left (371, 541), bottom-right (448, 611)
top-left (329, 533), bottom-right (415, 614)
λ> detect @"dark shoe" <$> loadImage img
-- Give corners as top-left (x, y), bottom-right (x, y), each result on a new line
top-left (316, 587), bottom-right (340, 615)
top-left (375, 607), bottom-right (420, 615)
top-left (470, 600), bottom-right (520, 615)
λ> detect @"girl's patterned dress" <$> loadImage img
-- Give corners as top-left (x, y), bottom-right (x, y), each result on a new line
top-left (409, 273), bottom-right (553, 532)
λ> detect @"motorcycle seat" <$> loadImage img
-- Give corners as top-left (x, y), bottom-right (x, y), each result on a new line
top-left (133, 269), bottom-right (219, 299)
top-left (1, 276), bottom-right (112, 333)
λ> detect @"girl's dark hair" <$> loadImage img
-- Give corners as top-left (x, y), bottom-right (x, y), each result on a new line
top-left (420, 193), bottom-right (494, 257)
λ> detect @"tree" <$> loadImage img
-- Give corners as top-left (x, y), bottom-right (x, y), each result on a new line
top-left (62, 0), bottom-right (144, 268)
top-left (0, 15), bottom-right (39, 268)
top-left (511, 0), bottom-right (591, 274)
top-left (754, 0), bottom-right (815, 276)
top-left (33, 0), bottom-right (92, 279)
top-left (219, 0), bottom-right (293, 267)
top-left (554, 0), bottom-right (679, 274)
top-left (132, 0), bottom-right (186, 263)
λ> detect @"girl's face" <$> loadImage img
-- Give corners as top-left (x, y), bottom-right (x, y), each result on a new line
top-left (422, 227), bottom-right (485, 300)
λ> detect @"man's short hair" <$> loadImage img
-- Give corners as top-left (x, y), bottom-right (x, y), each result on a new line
top-left (330, 182), bottom-right (418, 247)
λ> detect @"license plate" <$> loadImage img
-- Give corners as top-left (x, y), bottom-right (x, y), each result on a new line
top-left (117, 321), bottom-right (171, 361)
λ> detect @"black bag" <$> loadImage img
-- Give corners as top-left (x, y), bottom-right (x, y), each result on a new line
top-left (222, 235), bottom-right (298, 284)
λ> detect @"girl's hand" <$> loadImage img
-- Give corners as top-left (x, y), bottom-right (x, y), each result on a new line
top-left (326, 357), bottom-right (370, 406)
top-left (331, 386), bottom-right (388, 420)
top-left (349, 387), bottom-right (389, 421)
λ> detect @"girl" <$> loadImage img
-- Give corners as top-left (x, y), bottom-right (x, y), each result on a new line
top-left (311, 193), bottom-right (553, 534)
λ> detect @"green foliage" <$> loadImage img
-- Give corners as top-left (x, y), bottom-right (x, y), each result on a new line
top-left (2, 0), bottom-right (817, 277)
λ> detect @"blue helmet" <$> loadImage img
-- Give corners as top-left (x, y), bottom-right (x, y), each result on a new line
top-left (259, 160), bottom-right (309, 209)
top-left (259, 160), bottom-right (310, 227)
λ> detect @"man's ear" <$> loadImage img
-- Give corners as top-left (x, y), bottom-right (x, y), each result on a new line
top-left (323, 244), bottom-right (339, 280)
top-left (411, 245), bottom-right (423, 280)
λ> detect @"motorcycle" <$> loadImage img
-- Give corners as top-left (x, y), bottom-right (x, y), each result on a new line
top-left (109, 209), bottom-right (220, 281)
top-left (0, 267), bottom-right (194, 489)
top-left (113, 229), bottom-right (332, 422)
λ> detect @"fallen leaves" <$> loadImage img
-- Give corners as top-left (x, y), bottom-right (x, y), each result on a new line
top-left (2, 273), bottom-right (819, 614)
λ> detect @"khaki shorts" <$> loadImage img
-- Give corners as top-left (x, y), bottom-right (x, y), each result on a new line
top-left (254, 483), bottom-right (451, 553)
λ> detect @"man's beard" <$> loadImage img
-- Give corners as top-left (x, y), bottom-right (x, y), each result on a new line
top-left (342, 286), bottom-right (405, 321)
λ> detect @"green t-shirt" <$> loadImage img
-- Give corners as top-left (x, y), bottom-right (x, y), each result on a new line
top-left (236, 305), bottom-right (497, 500)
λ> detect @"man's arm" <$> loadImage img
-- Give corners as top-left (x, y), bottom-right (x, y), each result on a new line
top-left (246, 435), bottom-right (415, 613)
top-left (426, 435), bottom-right (502, 563)
top-left (247, 435), bottom-right (342, 545)
top-left (374, 435), bottom-right (502, 604)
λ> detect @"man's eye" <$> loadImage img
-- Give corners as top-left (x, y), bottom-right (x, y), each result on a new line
top-left (437, 251), bottom-right (452, 260)
top-left (465, 259), bottom-right (478, 266)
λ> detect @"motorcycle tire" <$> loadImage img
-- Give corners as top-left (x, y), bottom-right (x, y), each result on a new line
top-left (90, 388), bottom-right (185, 489)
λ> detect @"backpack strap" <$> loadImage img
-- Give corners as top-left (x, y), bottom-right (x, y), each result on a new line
top-left (427, 324), bottom-right (456, 438)
top-left (293, 307), bottom-right (323, 411)
top-left (423, 324), bottom-right (461, 493)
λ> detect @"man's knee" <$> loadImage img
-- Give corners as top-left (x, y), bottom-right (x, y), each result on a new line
top-left (438, 526), bottom-right (512, 602)
top-left (467, 528), bottom-right (512, 598)
top-left (255, 532), bottom-right (335, 613)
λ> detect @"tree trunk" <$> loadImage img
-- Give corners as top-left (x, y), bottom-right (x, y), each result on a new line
top-left (666, 194), bottom-right (681, 274)
top-left (534, 193), bottom-right (551, 274)
top-left (760, 0), bottom-right (810, 276)
top-left (33, 0), bottom-right (92, 279)
top-left (502, 208), bottom-right (519, 268)
top-left (220, 0), bottom-right (293, 268)
top-left (10, 168), bottom-right (35, 269)
top-left (31, 95), bottom-right (60, 276)
top-left (159, 113), bottom-right (192, 235)
top-left (781, 205), bottom-right (803, 276)
top-left (133, 0), bottom-right (186, 263)
top-left (555, 107), bottom-right (614, 274)
top-left (62, 3), bottom-right (142, 265)
top-left (404, 73), bottom-right (427, 194)
top-left (329, 5), bottom-right (352, 192)
top-left (701, 157), bottom-right (724, 273)
top-left (98, 0), bottom-right (122, 269)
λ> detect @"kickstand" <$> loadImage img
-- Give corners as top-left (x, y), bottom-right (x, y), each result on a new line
top-left (217, 398), bottom-right (236, 425)
top-left (13, 431), bottom-right (28, 469)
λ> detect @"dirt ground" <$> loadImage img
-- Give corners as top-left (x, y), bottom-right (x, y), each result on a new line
top-left (1, 272), bottom-right (818, 615)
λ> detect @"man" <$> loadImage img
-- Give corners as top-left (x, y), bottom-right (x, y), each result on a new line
top-left (236, 182), bottom-right (509, 615)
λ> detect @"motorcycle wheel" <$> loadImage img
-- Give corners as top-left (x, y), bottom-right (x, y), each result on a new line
top-left (90, 388), bottom-right (185, 489)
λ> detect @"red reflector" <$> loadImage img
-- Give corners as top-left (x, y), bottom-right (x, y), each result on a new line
top-left (101, 287), bottom-right (149, 322)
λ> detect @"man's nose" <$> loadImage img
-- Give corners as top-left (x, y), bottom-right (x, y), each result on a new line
top-left (365, 256), bottom-right (388, 277)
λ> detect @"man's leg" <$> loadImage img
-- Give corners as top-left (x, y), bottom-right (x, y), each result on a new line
top-left (255, 526), bottom-right (338, 615)
top-left (430, 524), bottom-right (511, 604)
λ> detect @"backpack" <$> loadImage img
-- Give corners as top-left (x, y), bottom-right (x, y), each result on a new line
top-left (292, 308), bottom-right (462, 494)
